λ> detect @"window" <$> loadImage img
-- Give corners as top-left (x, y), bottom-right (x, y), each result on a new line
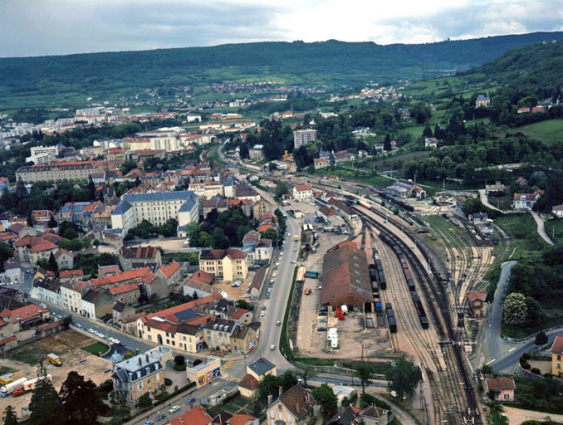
top-left (504, 394), bottom-right (509, 400)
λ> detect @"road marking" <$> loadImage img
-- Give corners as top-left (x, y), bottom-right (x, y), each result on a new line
top-left (486, 358), bottom-right (496, 365)
top-left (509, 347), bottom-right (516, 352)
top-left (222, 361), bottom-right (235, 370)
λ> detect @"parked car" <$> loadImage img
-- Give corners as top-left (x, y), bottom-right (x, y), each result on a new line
top-left (186, 397), bottom-right (196, 404)
top-left (318, 312), bottom-right (328, 316)
top-left (260, 311), bottom-right (265, 317)
top-left (262, 306), bottom-right (267, 310)
top-left (317, 327), bottom-right (327, 332)
top-left (243, 294), bottom-right (251, 298)
top-left (290, 260), bottom-right (296, 264)
top-left (169, 405), bottom-right (180, 414)
top-left (155, 414), bottom-right (166, 422)
top-left (145, 421), bottom-right (154, 425)
top-left (319, 318), bottom-right (327, 323)
top-left (276, 321), bottom-right (281, 326)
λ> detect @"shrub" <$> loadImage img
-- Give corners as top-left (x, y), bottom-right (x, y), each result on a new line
top-left (521, 361), bottom-right (531, 370)
top-left (164, 378), bottom-right (172, 386)
top-left (531, 368), bottom-right (541, 374)
top-left (535, 331), bottom-right (548, 346)
top-left (173, 364), bottom-right (187, 371)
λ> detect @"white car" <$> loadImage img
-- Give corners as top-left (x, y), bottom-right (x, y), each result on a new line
top-left (243, 294), bottom-right (251, 298)
top-left (272, 273), bottom-right (277, 277)
top-left (270, 344), bottom-right (276, 350)
top-left (260, 311), bottom-right (265, 317)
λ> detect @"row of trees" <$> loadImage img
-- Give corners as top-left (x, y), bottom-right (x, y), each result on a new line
top-left (2, 363), bottom-right (110, 425)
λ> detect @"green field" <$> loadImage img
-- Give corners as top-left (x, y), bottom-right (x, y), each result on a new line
top-left (494, 213), bottom-right (546, 260)
top-left (516, 119), bottom-right (563, 146)
top-left (81, 342), bottom-right (109, 356)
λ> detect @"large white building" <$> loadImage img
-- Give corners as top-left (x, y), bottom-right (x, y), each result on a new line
top-left (111, 191), bottom-right (200, 234)
top-left (293, 129), bottom-right (317, 149)
top-left (25, 145), bottom-right (60, 164)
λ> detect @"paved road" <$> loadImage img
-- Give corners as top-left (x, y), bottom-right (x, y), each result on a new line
top-left (478, 189), bottom-right (503, 213)
top-left (530, 210), bottom-right (554, 246)
top-left (477, 260), bottom-right (563, 372)
top-left (478, 261), bottom-right (519, 371)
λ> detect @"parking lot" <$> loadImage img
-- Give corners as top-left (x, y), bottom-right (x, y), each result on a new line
top-left (211, 270), bottom-right (257, 300)
top-left (0, 330), bottom-right (112, 417)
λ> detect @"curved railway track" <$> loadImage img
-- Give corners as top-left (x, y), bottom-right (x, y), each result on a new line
top-left (354, 207), bottom-right (481, 425)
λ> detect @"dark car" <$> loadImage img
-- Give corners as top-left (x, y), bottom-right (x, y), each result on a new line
top-left (186, 397), bottom-right (196, 405)
top-left (318, 312), bottom-right (328, 316)
top-left (155, 414), bottom-right (167, 422)
top-left (317, 327), bottom-right (327, 332)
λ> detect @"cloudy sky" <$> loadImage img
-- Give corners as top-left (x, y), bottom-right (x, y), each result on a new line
top-left (1, 0), bottom-right (561, 57)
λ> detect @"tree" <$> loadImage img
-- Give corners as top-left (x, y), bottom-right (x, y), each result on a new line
top-left (87, 176), bottom-right (96, 201)
top-left (385, 355), bottom-right (422, 399)
top-left (0, 243), bottom-right (14, 272)
top-left (60, 371), bottom-right (105, 424)
top-left (48, 216), bottom-right (57, 228)
top-left (422, 124), bottom-right (433, 138)
top-left (279, 370), bottom-right (298, 392)
top-left (62, 315), bottom-right (72, 329)
top-left (2, 406), bottom-right (18, 425)
top-left (93, 239), bottom-right (100, 248)
top-left (275, 182), bottom-right (289, 200)
top-left (462, 198), bottom-right (485, 216)
top-left (293, 363), bottom-right (317, 388)
top-left (48, 252), bottom-right (58, 272)
top-left (311, 384), bottom-right (337, 416)
top-left (383, 133), bottom-right (392, 152)
top-left (120, 160), bottom-right (137, 175)
top-left (502, 293), bottom-right (528, 327)
top-left (27, 214), bottom-right (33, 227)
top-left (135, 393), bottom-right (153, 412)
top-left (258, 374), bottom-right (281, 398)
top-left (355, 362), bottom-right (373, 397)
top-left (211, 227), bottom-right (230, 249)
top-left (174, 355), bottom-right (185, 367)
top-left (535, 331), bottom-right (548, 346)
top-left (29, 362), bottom-right (64, 425)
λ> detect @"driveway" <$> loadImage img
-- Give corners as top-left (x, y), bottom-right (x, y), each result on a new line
top-left (530, 211), bottom-right (554, 246)
top-left (478, 189), bottom-right (503, 213)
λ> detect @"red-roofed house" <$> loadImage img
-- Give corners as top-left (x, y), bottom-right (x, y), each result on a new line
top-left (513, 190), bottom-right (542, 210)
top-left (0, 335), bottom-right (17, 352)
top-left (552, 205), bottom-right (563, 219)
top-left (165, 406), bottom-right (212, 425)
top-left (467, 291), bottom-right (487, 318)
top-left (59, 269), bottom-right (83, 282)
top-left (485, 378), bottom-right (516, 401)
top-left (54, 249), bottom-right (74, 270)
top-left (108, 283), bottom-right (141, 304)
top-left (293, 184), bottom-right (313, 201)
top-left (238, 373), bottom-right (259, 398)
top-left (157, 261), bottom-right (182, 286)
top-left (551, 335), bottom-right (563, 376)
top-left (10, 304), bottom-right (50, 332)
top-left (227, 414), bottom-right (258, 425)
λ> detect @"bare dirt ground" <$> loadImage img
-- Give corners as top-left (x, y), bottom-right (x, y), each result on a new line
top-left (502, 406), bottom-right (563, 425)
top-left (0, 330), bottom-right (112, 418)
top-left (211, 271), bottom-right (256, 300)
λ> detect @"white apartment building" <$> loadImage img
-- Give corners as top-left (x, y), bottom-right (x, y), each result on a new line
top-left (111, 191), bottom-right (200, 234)
top-left (293, 129), bottom-right (317, 149)
top-left (25, 145), bottom-right (60, 164)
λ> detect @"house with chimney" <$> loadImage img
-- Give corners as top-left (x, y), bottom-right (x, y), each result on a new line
top-left (266, 384), bottom-right (317, 425)
top-left (119, 245), bottom-right (162, 271)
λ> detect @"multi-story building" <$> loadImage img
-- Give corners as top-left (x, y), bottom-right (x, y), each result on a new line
top-left (293, 129), bottom-right (317, 149)
top-left (32, 276), bottom-right (62, 307)
top-left (513, 190), bottom-right (542, 210)
top-left (111, 191), bottom-right (199, 235)
top-left (25, 145), bottom-right (60, 164)
top-left (61, 282), bottom-right (90, 313)
top-left (108, 283), bottom-right (141, 304)
top-left (199, 249), bottom-right (248, 282)
top-left (314, 157), bottom-right (330, 170)
top-left (120, 246), bottom-right (162, 271)
top-left (266, 384), bottom-right (317, 425)
top-left (293, 184), bottom-right (313, 201)
top-left (112, 348), bottom-right (167, 406)
top-left (16, 161), bottom-right (101, 182)
top-left (81, 288), bottom-right (113, 319)
top-left (250, 145), bottom-right (264, 160)
top-left (230, 324), bottom-right (257, 354)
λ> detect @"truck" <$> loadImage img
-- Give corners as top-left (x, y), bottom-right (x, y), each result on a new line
top-left (305, 270), bottom-right (319, 279)
top-left (1, 378), bottom-right (27, 397)
top-left (47, 353), bottom-right (62, 367)
top-left (13, 375), bottom-right (52, 397)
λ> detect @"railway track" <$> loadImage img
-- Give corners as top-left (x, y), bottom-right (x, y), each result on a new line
top-left (354, 207), bottom-right (481, 425)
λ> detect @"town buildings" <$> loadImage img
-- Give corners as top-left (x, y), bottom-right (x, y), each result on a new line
top-left (199, 249), bottom-right (248, 282)
top-left (467, 291), bottom-right (487, 319)
top-left (16, 161), bottom-right (101, 182)
top-left (484, 378), bottom-right (516, 402)
top-left (112, 347), bottom-right (169, 406)
top-left (476, 94), bottom-right (490, 108)
top-left (293, 184), bottom-right (313, 201)
top-left (293, 129), bottom-right (317, 149)
top-left (111, 191), bottom-right (199, 235)
top-left (512, 190), bottom-right (542, 210)
top-left (266, 384), bottom-right (317, 425)
top-left (186, 356), bottom-right (222, 389)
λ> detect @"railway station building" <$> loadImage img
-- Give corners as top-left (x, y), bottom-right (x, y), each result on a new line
top-left (320, 241), bottom-right (373, 307)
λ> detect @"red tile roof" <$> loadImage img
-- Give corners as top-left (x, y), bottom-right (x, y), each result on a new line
top-left (72, 282), bottom-right (91, 293)
top-left (159, 261), bottom-right (180, 279)
top-left (238, 374), bottom-right (259, 391)
top-left (294, 184), bottom-right (312, 192)
top-left (551, 335), bottom-right (563, 354)
top-left (10, 304), bottom-right (49, 323)
top-left (166, 406), bottom-right (212, 425)
top-left (485, 378), bottom-right (516, 391)
top-left (59, 270), bottom-right (83, 278)
top-left (231, 308), bottom-right (249, 321)
top-left (0, 335), bottom-right (17, 346)
top-left (189, 270), bottom-right (214, 285)
top-left (145, 293), bottom-right (222, 321)
top-left (109, 283), bottom-right (140, 296)
top-left (90, 268), bottom-right (153, 286)
top-left (467, 291), bottom-right (486, 302)
top-left (228, 414), bottom-right (257, 425)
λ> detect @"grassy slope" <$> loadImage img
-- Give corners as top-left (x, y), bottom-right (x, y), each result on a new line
top-left (515, 119), bottom-right (563, 146)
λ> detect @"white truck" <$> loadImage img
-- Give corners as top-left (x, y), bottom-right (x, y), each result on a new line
top-left (1, 378), bottom-right (27, 397)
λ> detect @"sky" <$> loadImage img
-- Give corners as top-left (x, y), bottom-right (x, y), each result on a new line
top-left (0, 0), bottom-right (562, 57)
